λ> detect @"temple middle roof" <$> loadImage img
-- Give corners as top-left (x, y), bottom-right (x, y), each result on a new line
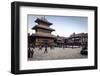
top-left (32, 25), bottom-right (55, 31)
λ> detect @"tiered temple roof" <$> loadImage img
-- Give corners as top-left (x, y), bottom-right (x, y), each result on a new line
top-left (32, 17), bottom-right (55, 38)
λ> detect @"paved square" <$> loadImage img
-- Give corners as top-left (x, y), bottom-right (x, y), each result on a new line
top-left (28, 47), bottom-right (87, 61)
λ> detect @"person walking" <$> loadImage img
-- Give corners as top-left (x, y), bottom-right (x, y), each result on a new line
top-left (39, 45), bottom-right (42, 50)
top-left (44, 45), bottom-right (48, 54)
top-left (31, 49), bottom-right (34, 58)
top-left (28, 48), bottom-right (31, 58)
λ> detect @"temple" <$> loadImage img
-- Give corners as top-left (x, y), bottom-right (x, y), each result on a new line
top-left (31, 17), bottom-right (55, 47)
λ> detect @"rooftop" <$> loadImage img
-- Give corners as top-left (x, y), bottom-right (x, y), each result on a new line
top-left (35, 17), bottom-right (53, 25)
top-left (32, 25), bottom-right (55, 31)
top-left (31, 33), bottom-right (56, 38)
top-left (70, 33), bottom-right (88, 38)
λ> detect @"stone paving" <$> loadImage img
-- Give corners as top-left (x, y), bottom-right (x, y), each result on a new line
top-left (28, 47), bottom-right (87, 61)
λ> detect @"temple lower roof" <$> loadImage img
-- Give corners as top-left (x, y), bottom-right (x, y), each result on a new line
top-left (31, 33), bottom-right (56, 38)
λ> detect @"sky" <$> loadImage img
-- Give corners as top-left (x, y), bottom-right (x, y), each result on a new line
top-left (27, 15), bottom-right (88, 37)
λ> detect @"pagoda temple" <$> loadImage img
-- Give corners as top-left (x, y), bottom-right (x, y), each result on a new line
top-left (31, 17), bottom-right (55, 46)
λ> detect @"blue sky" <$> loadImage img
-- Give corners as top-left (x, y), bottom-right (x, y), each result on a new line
top-left (27, 15), bottom-right (88, 37)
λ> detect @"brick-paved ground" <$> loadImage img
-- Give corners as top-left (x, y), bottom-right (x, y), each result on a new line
top-left (28, 47), bottom-right (87, 61)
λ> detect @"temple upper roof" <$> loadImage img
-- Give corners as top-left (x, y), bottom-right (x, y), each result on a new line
top-left (35, 17), bottom-right (52, 25)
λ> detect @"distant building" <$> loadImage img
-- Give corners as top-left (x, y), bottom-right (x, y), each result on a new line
top-left (65, 33), bottom-right (88, 46)
top-left (54, 35), bottom-right (65, 47)
top-left (30, 17), bottom-right (55, 47)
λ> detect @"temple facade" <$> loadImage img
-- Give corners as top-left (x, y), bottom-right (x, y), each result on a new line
top-left (31, 17), bottom-right (55, 47)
